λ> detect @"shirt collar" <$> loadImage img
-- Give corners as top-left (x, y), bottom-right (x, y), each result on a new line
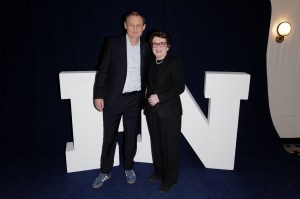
top-left (126, 34), bottom-right (140, 47)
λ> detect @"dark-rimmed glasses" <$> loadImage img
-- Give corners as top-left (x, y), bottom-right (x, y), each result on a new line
top-left (151, 42), bottom-right (167, 48)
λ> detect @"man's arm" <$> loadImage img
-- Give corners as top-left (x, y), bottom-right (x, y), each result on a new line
top-left (94, 39), bottom-right (113, 99)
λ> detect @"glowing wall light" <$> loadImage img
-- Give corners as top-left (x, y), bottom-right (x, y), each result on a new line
top-left (276, 22), bottom-right (292, 43)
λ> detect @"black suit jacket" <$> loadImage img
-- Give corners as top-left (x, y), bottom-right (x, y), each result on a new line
top-left (145, 54), bottom-right (185, 118)
top-left (94, 35), bottom-right (150, 108)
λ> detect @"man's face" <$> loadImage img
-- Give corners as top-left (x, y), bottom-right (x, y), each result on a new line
top-left (124, 15), bottom-right (145, 40)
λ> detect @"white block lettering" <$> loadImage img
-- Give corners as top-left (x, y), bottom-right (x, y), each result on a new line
top-left (59, 71), bottom-right (250, 172)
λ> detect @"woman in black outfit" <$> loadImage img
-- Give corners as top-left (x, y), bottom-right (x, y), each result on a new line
top-left (145, 31), bottom-right (185, 193)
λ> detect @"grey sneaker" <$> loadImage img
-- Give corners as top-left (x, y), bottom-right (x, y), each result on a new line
top-left (92, 172), bottom-right (111, 188)
top-left (125, 170), bottom-right (136, 184)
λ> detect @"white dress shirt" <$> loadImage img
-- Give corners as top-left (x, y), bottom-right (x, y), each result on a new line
top-left (122, 34), bottom-right (141, 93)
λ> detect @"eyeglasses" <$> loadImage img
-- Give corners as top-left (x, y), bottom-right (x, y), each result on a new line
top-left (151, 42), bottom-right (167, 48)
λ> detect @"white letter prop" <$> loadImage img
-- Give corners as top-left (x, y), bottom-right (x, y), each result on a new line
top-left (59, 71), bottom-right (250, 172)
top-left (59, 71), bottom-right (116, 173)
top-left (59, 71), bottom-right (152, 173)
top-left (181, 72), bottom-right (250, 170)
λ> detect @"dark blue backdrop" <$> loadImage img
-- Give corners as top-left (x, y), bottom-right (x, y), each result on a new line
top-left (0, 0), bottom-right (287, 160)
top-left (2, 1), bottom-right (300, 199)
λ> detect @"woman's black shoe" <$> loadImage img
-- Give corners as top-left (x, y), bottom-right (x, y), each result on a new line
top-left (159, 183), bottom-right (175, 193)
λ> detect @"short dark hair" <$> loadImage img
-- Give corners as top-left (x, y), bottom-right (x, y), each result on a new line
top-left (125, 11), bottom-right (146, 25)
top-left (150, 31), bottom-right (171, 46)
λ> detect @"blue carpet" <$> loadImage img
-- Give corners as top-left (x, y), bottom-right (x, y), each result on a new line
top-left (1, 137), bottom-right (300, 199)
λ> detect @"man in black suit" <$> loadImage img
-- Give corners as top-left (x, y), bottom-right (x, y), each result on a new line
top-left (92, 11), bottom-right (149, 188)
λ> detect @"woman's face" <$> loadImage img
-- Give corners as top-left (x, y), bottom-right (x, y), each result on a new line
top-left (151, 36), bottom-right (169, 60)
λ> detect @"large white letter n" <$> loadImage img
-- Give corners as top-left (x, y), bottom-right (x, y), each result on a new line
top-left (181, 72), bottom-right (250, 170)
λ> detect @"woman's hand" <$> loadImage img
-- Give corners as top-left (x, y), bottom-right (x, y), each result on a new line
top-left (148, 94), bottom-right (160, 106)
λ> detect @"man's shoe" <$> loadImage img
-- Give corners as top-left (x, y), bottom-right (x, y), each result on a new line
top-left (149, 172), bottom-right (161, 182)
top-left (125, 169), bottom-right (136, 184)
top-left (159, 183), bottom-right (175, 193)
top-left (92, 172), bottom-right (111, 188)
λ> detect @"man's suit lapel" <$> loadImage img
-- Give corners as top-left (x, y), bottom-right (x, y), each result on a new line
top-left (119, 36), bottom-right (127, 76)
top-left (111, 35), bottom-right (127, 93)
top-left (140, 42), bottom-right (146, 75)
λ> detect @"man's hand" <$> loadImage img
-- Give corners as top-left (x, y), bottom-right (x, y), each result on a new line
top-left (148, 94), bottom-right (159, 106)
top-left (94, 99), bottom-right (104, 111)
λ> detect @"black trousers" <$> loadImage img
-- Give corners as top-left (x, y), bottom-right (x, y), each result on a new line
top-left (146, 107), bottom-right (181, 185)
top-left (100, 92), bottom-right (141, 174)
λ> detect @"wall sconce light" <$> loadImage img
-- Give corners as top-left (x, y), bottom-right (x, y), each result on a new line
top-left (276, 22), bottom-right (292, 43)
